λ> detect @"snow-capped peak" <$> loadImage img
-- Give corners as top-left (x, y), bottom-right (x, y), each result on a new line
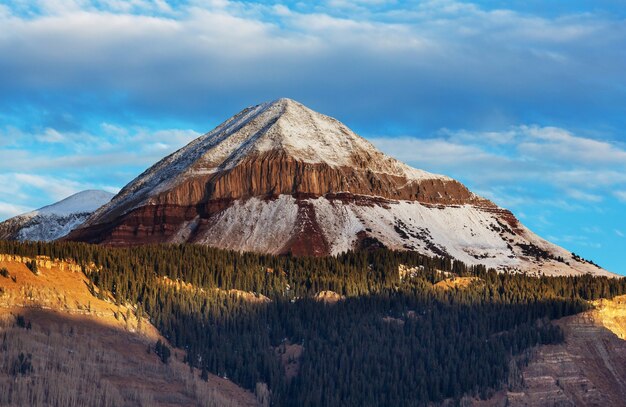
top-left (27, 190), bottom-right (115, 218)
top-left (0, 190), bottom-right (114, 242)
top-left (87, 98), bottom-right (451, 225)
top-left (191, 97), bottom-right (448, 179)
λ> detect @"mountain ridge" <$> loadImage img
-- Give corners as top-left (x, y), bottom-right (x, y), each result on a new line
top-left (0, 190), bottom-right (114, 242)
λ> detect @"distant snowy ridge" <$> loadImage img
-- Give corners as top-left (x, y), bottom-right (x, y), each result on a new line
top-left (0, 190), bottom-right (114, 242)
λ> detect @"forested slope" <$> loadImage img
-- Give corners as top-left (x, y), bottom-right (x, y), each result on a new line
top-left (1, 241), bottom-right (624, 406)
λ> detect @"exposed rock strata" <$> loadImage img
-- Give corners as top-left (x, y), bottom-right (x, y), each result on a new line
top-left (505, 296), bottom-right (626, 406)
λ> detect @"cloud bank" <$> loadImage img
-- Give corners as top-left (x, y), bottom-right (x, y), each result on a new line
top-left (0, 0), bottom-right (625, 133)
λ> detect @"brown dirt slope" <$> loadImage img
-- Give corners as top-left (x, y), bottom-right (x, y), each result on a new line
top-left (478, 295), bottom-right (626, 407)
top-left (0, 256), bottom-right (259, 407)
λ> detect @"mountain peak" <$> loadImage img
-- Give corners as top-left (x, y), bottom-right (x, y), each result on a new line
top-left (268, 97), bottom-right (301, 107)
top-left (33, 190), bottom-right (115, 217)
top-left (88, 99), bottom-right (450, 224)
top-left (205, 96), bottom-right (377, 168)
top-left (0, 190), bottom-right (113, 242)
top-left (65, 101), bottom-right (615, 276)
top-left (205, 98), bottom-right (451, 178)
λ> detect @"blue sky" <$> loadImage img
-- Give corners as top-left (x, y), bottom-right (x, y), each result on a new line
top-left (0, 0), bottom-right (624, 274)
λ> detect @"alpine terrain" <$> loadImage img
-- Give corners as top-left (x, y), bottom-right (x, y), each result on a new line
top-left (66, 99), bottom-right (613, 276)
top-left (0, 190), bottom-right (113, 242)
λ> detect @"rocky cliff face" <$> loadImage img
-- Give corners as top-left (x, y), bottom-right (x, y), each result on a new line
top-left (66, 99), bottom-right (615, 276)
top-left (161, 151), bottom-right (485, 205)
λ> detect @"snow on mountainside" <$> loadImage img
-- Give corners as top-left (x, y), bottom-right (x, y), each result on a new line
top-left (190, 196), bottom-right (615, 277)
top-left (0, 190), bottom-right (114, 242)
top-left (84, 98), bottom-right (453, 226)
top-left (67, 99), bottom-right (617, 277)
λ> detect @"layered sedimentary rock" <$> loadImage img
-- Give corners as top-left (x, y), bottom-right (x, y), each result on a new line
top-left (66, 98), bottom-right (616, 276)
top-left (505, 296), bottom-right (626, 407)
top-left (161, 151), bottom-right (485, 205)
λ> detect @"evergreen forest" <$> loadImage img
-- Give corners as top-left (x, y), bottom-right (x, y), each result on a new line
top-left (2, 241), bottom-right (625, 406)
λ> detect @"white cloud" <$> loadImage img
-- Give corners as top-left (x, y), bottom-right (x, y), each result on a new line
top-left (36, 128), bottom-right (66, 143)
top-left (372, 125), bottom-right (626, 210)
top-left (615, 191), bottom-right (626, 203)
top-left (582, 226), bottom-right (601, 234)
top-left (0, 0), bottom-right (624, 131)
top-left (370, 137), bottom-right (492, 166)
top-left (616, 229), bottom-right (625, 238)
top-left (101, 122), bottom-right (128, 137)
top-left (547, 234), bottom-right (602, 249)
top-left (0, 126), bottom-right (200, 171)
top-left (564, 189), bottom-right (603, 203)
top-left (518, 125), bottom-right (626, 165)
top-left (9, 173), bottom-right (85, 200)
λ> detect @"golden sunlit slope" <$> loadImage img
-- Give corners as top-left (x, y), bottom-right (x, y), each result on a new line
top-left (0, 255), bottom-right (259, 407)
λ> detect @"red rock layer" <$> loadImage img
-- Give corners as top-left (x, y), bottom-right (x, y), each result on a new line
top-left (279, 200), bottom-right (330, 256)
top-left (155, 151), bottom-right (493, 206)
top-left (66, 150), bottom-right (497, 251)
top-left (65, 204), bottom-right (199, 245)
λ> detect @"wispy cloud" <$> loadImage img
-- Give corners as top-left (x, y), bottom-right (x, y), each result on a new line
top-left (0, 201), bottom-right (33, 220)
top-left (615, 191), bottom-right (626, 203)
top-left (548, 234), bottom-right (602, 249)
top-left (0, 125), bottom-right (198, 218)
top-left (371, 125), bottom-right (626, 209)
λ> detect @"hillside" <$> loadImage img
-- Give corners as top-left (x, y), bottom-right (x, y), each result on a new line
top-left (0, 254), bottom-right (259, 407)
top-left (475, 295), bottom-right (626, 407)
top-left (2, 240), bottom-right (625, 406)
top-left (65, 99), bottom-right (613, 277)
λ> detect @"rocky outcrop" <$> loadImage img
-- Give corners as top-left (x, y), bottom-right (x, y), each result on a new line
top-left (313, 291), bottom-right (344, 303)
top-left (0, 217), bottom-right (24, 240)
top-left (168, 151), bottom-right (487, 205)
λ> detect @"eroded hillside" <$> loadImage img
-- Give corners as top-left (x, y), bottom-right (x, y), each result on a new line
top-left (0, 255), bottom-right (259, 407)
top-left (478, 295), bottom-right (626, 407)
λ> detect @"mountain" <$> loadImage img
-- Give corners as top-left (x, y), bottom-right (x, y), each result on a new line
top-left (66, 99), bottom-right (614, 276)
top-left (0, 190), bottom-right (114, 241)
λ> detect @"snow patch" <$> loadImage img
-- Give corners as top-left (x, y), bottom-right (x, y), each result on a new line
top-left (27, 190), bottom-right (114, 218)
top-left (195, 195), bottom-right (299, 254)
